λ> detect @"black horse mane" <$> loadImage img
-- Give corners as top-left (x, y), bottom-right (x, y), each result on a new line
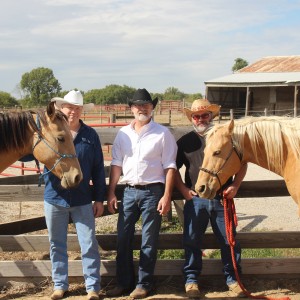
top-left (0, 108), bottom-right (67, 152)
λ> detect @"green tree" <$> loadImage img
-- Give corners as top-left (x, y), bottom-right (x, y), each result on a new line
top-left (163, 87), bottom-right (186, 100)
top-left (0, 91), bottom-right (19, 107)
top-left (85, 85), bottom-right (136, 105)
top-left (20, 67), bottom-right (61, 107)
top-left (232, 58), bottom-right (248, 72)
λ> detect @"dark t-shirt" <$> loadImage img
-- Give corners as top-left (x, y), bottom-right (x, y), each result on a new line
top-left (176, 130), bottom-right (232, 193)
top-left (176, 131), bottom-right (205, 190)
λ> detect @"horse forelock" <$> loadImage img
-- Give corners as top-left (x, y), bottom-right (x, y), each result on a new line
top-left (232, 116), bottom-right (300, 173)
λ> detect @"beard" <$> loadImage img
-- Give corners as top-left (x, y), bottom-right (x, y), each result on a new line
top-left (134, 112), bottom-right (152, 122)
top-left (193, 122), bottom-right (213, 135)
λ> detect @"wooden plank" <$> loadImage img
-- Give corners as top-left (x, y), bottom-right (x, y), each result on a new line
top-left (1, 258), bottom-right (300, 277)
top-left (0, 217), bottom-right (47, 235)
top-left (0, 180), bottom-right (289, 203)
top-left (1, 232), bottom-right (300, 252)
top-left (237, 180), bottom-right (289, 197)
top-left (0, 174), bottom-right (41, 185)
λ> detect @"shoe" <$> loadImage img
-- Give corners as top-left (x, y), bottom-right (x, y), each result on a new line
top-left (129, 287), bottom-right (148, 299)
top-left (106, 286), bottom-right (129, 297)
top-left (51, 289), bottom-right (66, 300)
top-left (228, 282), bottom-right (246, 298)
top-left (185, 283), bottom-right (201, 298)
top-left (87, 291), bottom-right (99, 300)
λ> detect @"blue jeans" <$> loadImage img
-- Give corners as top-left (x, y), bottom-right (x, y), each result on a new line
top-left (116, 184), bottom-right (164, 291)
top-left (183, 196), bottom-right (241, 285)
top-left (44, 202), bottom-right (101, 292)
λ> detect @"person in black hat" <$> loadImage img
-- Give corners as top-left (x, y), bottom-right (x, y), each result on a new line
top-left (106, 88), bottom-right (177, 299)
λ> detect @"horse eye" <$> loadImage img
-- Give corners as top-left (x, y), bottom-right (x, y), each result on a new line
top-left (213, 150), bottom-right (221, 156)
top-left (57, 137), bottom-right (65, 142)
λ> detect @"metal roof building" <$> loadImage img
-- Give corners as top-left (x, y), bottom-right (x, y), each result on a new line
top-left (205, 56), bottom-right (300, 117)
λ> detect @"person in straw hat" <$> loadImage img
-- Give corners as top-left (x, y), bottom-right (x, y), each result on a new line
top-left (47, 90), bottom-right (106, 300)
top-left (175, 98), bottom-right (248, 298)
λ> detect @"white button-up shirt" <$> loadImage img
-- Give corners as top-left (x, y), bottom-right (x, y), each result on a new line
top-left (111, 119), bottom-right (177, 185)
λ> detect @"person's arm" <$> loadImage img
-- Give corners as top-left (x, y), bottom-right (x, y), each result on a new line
top-left (174, 170), bottom-right (197, 200)
top-left (107, 165), bottom-right (122, 214)
top-left (223, 163), bottom-right (248, 198)
top-left (157, 168), bottom-right (176, 216)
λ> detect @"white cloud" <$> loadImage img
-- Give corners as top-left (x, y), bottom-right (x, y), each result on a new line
top-left (1, 0), bottom-right (300, 97)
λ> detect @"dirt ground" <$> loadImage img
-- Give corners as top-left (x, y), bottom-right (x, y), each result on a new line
top-left (1, 276), bottom-right (300, 300)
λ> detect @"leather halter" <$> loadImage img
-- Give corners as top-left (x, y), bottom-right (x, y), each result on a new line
top-left (199, 138), bottom-right (242, 191)
top-left (32, 113), bottom-right (77, 186)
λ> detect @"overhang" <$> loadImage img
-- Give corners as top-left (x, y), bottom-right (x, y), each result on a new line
top-left (205, 72), bottom-right (300, 88)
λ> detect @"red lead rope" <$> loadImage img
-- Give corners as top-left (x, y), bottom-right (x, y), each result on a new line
top-left (223, 196), bottom-right (291, 300)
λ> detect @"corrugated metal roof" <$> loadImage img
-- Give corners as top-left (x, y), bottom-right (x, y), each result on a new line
top-left (238, 55), bottom-right (300, 73)
top-left (205, 72), bottom-right (300, 87)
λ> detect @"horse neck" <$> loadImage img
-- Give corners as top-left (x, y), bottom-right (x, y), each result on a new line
top-left (241, 133), bottom-right (284, 177)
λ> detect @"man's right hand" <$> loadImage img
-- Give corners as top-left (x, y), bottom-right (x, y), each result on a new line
top-left (107, 194), bottom-right (118, 214)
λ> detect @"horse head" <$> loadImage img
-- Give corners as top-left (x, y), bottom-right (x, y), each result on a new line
top-left (32, 102), bottom-right (83, 188)
top-left (195, 120), bottom-right (242, 199)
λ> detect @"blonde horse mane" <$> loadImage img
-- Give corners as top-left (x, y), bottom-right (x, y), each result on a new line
top-left (209, 116), bottom-right (300, 174)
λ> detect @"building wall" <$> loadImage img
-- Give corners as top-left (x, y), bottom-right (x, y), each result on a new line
top-left (207, 85), bottom-right (299, 117)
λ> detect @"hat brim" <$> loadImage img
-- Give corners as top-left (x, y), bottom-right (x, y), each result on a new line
top-left (51, 97), bottom-right (94, 112)
top-left (184, 104), bottom-right (220, 122)
top-left (128, 97), bottom-right (158, 109)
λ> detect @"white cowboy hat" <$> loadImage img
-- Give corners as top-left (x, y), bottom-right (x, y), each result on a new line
top-left (51, 90), bottom-right (94, 112)
top-left (184, 99), bottom-right (220, 122)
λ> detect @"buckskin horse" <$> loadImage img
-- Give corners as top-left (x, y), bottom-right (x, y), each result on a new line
top-left (0, 102), bottom-right (82, 188)
top-left (195, 116), bottom-right (300, 214)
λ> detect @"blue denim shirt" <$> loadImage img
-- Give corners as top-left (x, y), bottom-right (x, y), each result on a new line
top-left (44, 120), bottom-right (106, 207)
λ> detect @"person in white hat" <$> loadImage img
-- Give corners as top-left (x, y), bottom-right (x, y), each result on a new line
top-left (175, 99), bottom-right (248, 298)
top-left (45, 90), bottom-right (105, 300)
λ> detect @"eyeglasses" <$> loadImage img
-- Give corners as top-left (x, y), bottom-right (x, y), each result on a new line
top-left (192, 113), bottom-right (211, 120)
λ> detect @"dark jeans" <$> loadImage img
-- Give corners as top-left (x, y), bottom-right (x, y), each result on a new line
top-left (116, 184), bottom-right (164, 291)
top-left (183, 196), bottom-right (241, 285)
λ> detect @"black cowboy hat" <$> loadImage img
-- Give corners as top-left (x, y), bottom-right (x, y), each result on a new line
top-left (128, 88), bottom-right (158, 108)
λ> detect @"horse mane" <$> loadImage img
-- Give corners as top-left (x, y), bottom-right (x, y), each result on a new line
top-left (0, 108), bottom-right (67, 152)
top-left (209, 116), bottom-right (300, 174)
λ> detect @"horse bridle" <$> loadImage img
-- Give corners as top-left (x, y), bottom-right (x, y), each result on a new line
top-left (199, 138), bottom-right (242, 191)
top-left (32, 113), bottom-right (77, 186)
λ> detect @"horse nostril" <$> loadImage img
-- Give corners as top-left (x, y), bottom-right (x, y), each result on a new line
top-left (199, 185), bottom-right (205, 193)
top-left (75, 174), bottom-right (82, 184)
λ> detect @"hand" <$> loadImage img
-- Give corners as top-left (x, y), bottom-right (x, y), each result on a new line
top-left (157, 196), bottom-right (171, 216)
top-left (107, 194), bottom-right (118, 214)
top-left (185, 189), bottom-right (197, 201)
top-left (223, 185), bottom-right (238, 199)
top-left (93, 201), bottom-right (104, 218)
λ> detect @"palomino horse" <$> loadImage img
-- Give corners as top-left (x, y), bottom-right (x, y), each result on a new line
top-left (0, 102), bottom-right (82, 188)
top-left (195, 116), bottom-right (300, 213)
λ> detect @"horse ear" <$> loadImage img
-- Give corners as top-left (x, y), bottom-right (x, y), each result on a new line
top-left (46, 102), bottom-right (56, 120)
top-left (228, 119), bottom-right (235, 134)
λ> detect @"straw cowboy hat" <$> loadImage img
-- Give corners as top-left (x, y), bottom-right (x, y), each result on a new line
top-left (51, 90), bottom-right (94, 111)
top-left (128, 88), bottom-right (158, 109)
top-left (184, 99), bottom-right (220, 122)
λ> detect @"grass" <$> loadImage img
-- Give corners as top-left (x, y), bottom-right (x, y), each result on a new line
top-left (101, 215), bottom-right (300, 260)
top-left (207, 248), bottom-right (300, 259)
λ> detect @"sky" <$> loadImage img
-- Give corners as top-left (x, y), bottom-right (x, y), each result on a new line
top-left (1, 0), bottom-right (300, 99)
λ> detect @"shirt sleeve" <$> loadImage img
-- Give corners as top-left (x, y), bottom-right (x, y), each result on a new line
top-left (162, 128), bottom-right (177, 170)
top-left (91, 130), bottom-right (106, 202)
top-left (111, 131), bottom-right (123, 167)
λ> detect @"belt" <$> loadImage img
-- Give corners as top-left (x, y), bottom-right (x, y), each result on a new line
top-left (126, 182), bottom-right (164, 189)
